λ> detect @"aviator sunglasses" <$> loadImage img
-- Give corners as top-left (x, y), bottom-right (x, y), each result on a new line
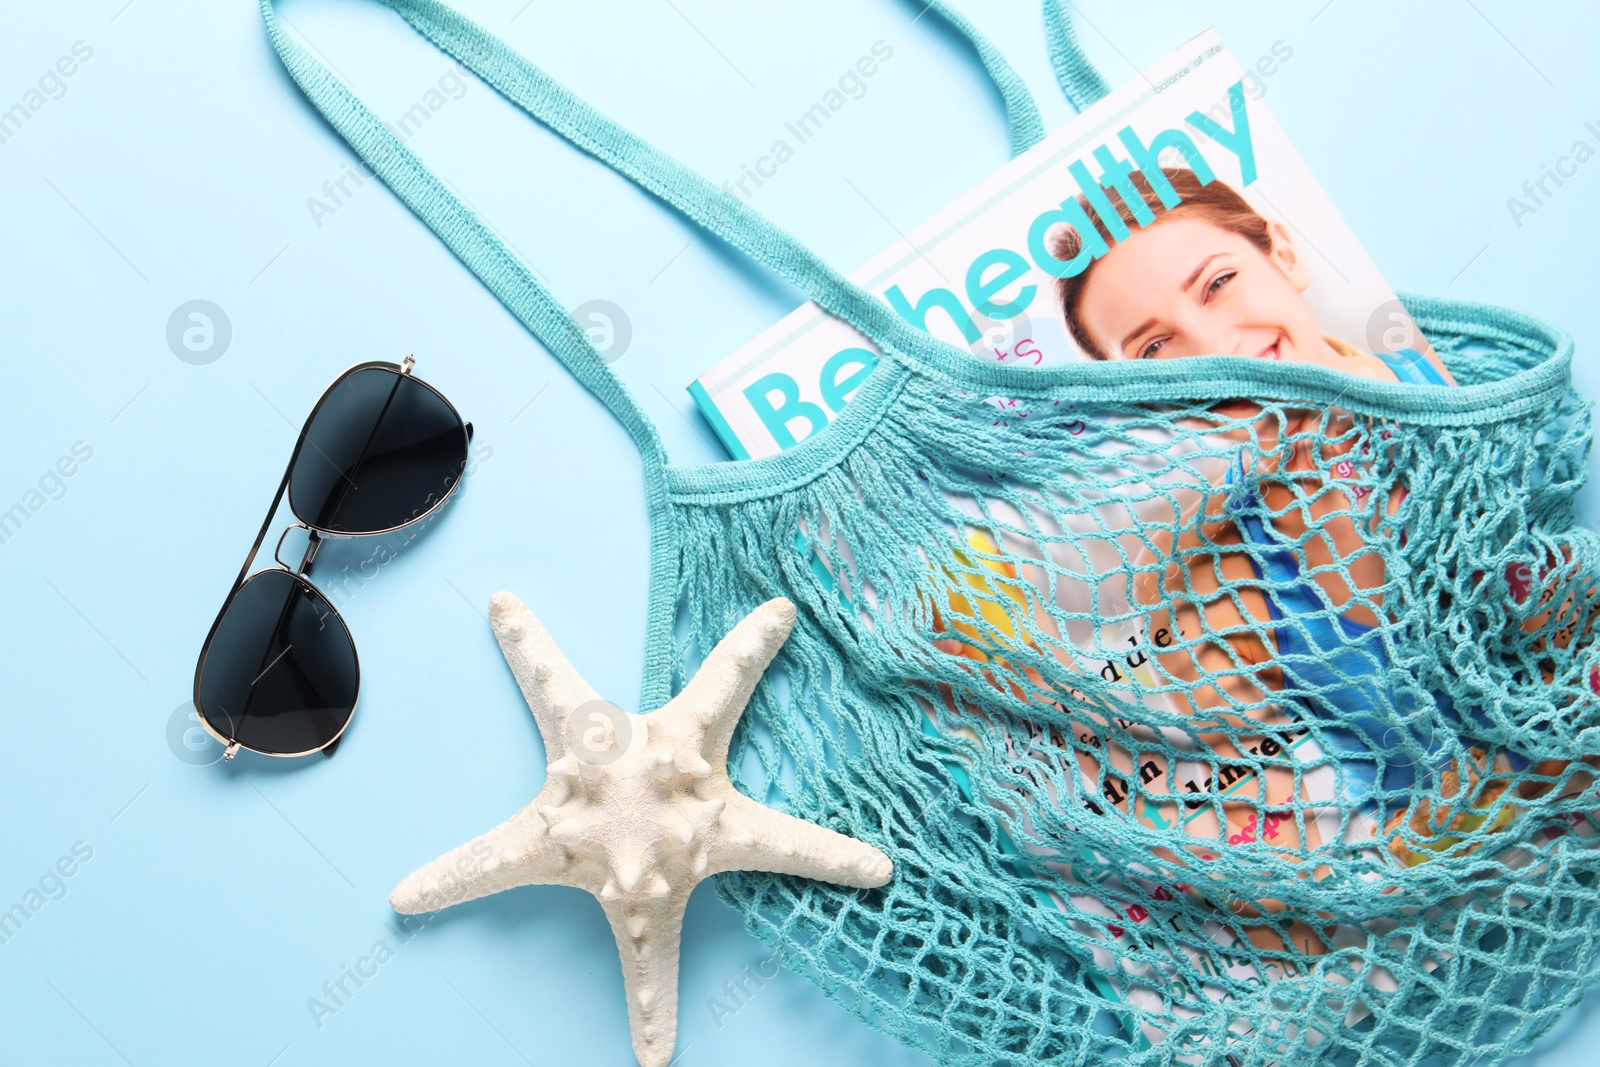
top-left (192, 357), bottom-right (471, 760)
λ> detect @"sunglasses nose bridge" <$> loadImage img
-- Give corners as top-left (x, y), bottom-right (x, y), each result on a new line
top-left (274, 522), bottom-right (322, 574)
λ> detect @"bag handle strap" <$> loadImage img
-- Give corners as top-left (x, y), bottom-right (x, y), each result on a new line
top-left (919, 1), bottom-right (1046, 155)
top-left (922, 0), bottom-right (1113, 153)
top-left (262, 0), bottom-right (675, 470)
top-left (262, 0), bottom-right (1047, 448)
top-left (262, 0), bottom-right (1101, 458)
top-left (1043, 0), bottom-right (1112, 112)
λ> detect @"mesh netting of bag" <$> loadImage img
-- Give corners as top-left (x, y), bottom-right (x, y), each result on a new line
top-left (666, 295), bottom-right (1600, 1066)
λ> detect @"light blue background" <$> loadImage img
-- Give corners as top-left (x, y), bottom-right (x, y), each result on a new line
top-left (2, 1), bottom-right (1598, 1064)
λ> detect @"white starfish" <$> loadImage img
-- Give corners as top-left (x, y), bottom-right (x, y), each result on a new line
top-left (390, 592), bottom-right (893, 1067)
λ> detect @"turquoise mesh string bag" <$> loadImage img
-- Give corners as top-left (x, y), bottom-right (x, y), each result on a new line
top-left (263, 2), bottom-right (1600, 1063)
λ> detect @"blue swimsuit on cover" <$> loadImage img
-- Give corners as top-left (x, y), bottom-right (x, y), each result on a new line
top-left (1220, 349), bottom-right (1507, 799)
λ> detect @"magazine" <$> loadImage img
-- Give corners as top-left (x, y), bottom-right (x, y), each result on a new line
top-left (688, 29), bottom-right (1430, 460)
top-left (687, 28), bottom-right (1599, 1056)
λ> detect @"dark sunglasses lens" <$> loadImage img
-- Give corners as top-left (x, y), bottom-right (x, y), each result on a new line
top-left (197, 570), bottom-right (358, 756)
top-left (288, 367), bottom-right (467, 534)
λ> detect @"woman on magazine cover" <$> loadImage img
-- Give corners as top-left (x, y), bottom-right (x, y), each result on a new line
top-left (1050, 165), bottom-right (1592, 847)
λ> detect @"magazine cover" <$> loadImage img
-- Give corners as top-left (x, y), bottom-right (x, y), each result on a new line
top-left (688, 28), bottom-right (1600, 1057)
top-left (688, 29), bottom-right (1431, 461)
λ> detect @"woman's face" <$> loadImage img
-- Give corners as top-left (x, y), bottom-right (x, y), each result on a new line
top-left (1076, 215), bottom-right (1333, 363)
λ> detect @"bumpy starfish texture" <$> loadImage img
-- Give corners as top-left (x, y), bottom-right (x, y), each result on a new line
top-left (390, 593), bottom-right (893, 1067)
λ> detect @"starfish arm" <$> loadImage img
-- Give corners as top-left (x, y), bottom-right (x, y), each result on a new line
top-left (708, 791), bottom-right (893, 888)
top-left (600, 892), bottom-right (689, 1067)
top-left (488, 591), bottom-right (602, 761)
top-left (389, 800), bottom-right (576, 914)
top-left (658, 597), bottom-right (796, 763)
